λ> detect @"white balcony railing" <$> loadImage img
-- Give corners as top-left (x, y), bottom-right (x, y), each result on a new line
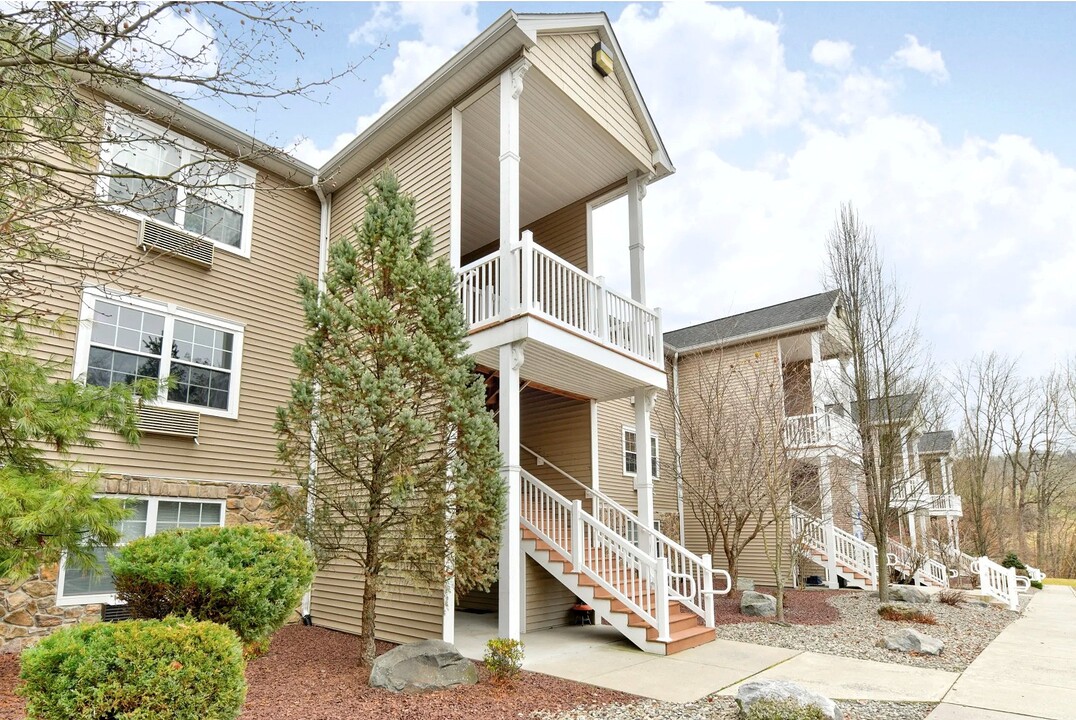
top-left (457, 232), bottom-right (662, 366)
top-left (783, 411), bottom-right (858, 450)
top-left (925, 494), bottom-right (963, 516)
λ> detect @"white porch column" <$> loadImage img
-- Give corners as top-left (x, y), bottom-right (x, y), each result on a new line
top-left (627, 172), bottom-right (649, 304)
top-left (634, 388), bottom-right (656, 555)
top-left (809, 332), bottom-right (823, 414)
top-left (498, 341), bottom-right (525, 639)
top-left (819, 456), bottom-right (838, 589)
top-left (500, 58), bottom-right (530, 311)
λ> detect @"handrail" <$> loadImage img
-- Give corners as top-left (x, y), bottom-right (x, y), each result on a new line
top-left (977, 556), bottom-right (1020, 610)
top-left (792, 505), bottom-right (878, 589)
top-left (520, 444), bottom-right (728, 627)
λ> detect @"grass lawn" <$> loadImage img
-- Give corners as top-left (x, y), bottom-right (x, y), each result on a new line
top-left (1043, 578), bottom-right (1076, 587)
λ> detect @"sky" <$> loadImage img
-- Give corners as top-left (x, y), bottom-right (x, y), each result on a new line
top-left (197, 2), bottom-right (1076, 376)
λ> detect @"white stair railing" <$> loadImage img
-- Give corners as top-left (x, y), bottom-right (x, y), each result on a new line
top-left (888, 539), bottom-right (950, 588)
top-left (977, 556), bottom-right (1020, 610)
top-left (520, 469), bottom-right (671, 640)
top-left (792, 506), bottom-right (877, 589)
top-left (520, 445), bottom-right (730, 628)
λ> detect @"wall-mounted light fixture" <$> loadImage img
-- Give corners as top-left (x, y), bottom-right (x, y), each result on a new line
top-left (592, 42), bottom-right (614, 77)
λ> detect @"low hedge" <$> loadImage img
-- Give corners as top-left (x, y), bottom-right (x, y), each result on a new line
top-left (19, 617), bottom-right (246, 720)
top-left (110, 525), bottom-right (315, 644)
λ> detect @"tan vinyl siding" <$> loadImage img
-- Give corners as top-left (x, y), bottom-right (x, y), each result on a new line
top-left (525, 557), bottom-right (576, 631)
top-left (27, 158), bottom-right (320, 486)
top-left (529, 32), bottom-right (652, 168)
top-left (328, 113), bottom-right (453, 261)
top-left (525, 199), bottom-right (588, 272)
top-left (595, 393), bottom-right (677, 519)
top-left (310, 559), bottom-right (443, 644)
top-left (675, 341), bottom-right (785, 585)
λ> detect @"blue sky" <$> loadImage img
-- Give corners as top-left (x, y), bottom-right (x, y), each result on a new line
top-left (198, 2), bottom-right (1076, 375)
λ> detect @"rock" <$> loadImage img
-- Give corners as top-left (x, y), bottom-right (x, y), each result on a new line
top-left (5, 591), bottom-right (29, 611)
top-left (888, 586), bottom-right (929, 604)
top-left (736, 679), bottom-right (842, 720)
top-left (966, 600), bottom-right (992, 609)
top-left (877, 628), bottom-right (944, 656)
top-left (369, 640), bottom-right (478, 693)
top-left (740, 591), bottom-right (777, 617)
top-left (3, 610), bottom-right (33, 627)
top-left (736, 578), bottom-right (755, 592)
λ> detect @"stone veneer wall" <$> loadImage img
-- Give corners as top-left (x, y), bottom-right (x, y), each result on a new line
top-left (0, 474), bottom-right (289, 653)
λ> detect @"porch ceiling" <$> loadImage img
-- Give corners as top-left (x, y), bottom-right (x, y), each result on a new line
top-left (461, 68), bottom-right (643, 255)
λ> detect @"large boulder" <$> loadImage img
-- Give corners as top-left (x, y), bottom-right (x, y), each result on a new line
top-left (736, 679), bottom-right (842, 720)
top-left (369, 640), bottom-right (478, 692)
top-left (889, 585), bottom-right (929, 604)
top-left (877, 628), bottom-right (944, 656)
top-left (740, 591), bottom-right (777, 617)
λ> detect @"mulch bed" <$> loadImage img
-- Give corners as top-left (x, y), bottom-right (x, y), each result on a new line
top-left (712, 588), bottom-right (841, 626)
top-left (0, 624), bottom-right (637, 720)
top-left (240, 624), bottom-right (636, 720)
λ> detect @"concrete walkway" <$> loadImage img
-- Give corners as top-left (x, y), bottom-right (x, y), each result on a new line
top-left (454, 610), bottom-right (959, 704)
top-left (927, 585), bottom-right (1076, 720)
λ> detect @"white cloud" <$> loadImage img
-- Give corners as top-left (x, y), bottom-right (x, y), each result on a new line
top-left (594, 5), bottom-right (1074, 375)
top-left (891, 34), bottom-right (949, 83)
top-left (290, 2), bottom-right (479, 167)
top-left (811, 39), bottom-right (855, 70)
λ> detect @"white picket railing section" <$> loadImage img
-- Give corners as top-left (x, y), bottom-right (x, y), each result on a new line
top-left (783, 411), bottom-right (858, 450)
top-left (930, 539), bottom-right (977, 577)
top-left (925, 494), bottom-right (963, 515)
top-left (520, 445), bottom-right (730, 628)
top-left (457, 232), bottom-right (662, 366)
top-left (458, 252), bottom-right (503, 328)
top-left (977, 556), bottom-right (1020, 610)
top-left (887, 539), bottom-right (950, 587)
top-left (791, 506), bottom-right (878, 589)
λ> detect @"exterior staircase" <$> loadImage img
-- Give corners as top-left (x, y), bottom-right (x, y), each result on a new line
top-left (792, 505), bottom-right (878, 590)
top-left (887, 539), bottom-right (952, 588)
top-left (518, 447), bottom-right (731, 655)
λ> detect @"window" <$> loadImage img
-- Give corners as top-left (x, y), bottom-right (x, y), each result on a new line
top-left (622, 427), bottom-right (659, 478)
top-left (75, 287), bottom-right (244, 417)
top-left (56, 497), bottom-right (224, 606)
top-left (99, 112), bottom-right (256, 256)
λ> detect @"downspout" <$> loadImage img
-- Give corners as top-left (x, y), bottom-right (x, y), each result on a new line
top-left (301, 175), bottom-right (331, 624)
top-left (672, 351), bottom-right (685, 548)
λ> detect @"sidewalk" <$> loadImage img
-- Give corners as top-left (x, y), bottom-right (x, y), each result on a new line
top-left (456, 610), bottom-right (959, 704)
top-left (927, 584), bottom-right (1076, 720)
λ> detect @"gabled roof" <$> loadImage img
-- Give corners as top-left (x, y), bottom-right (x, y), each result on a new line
top-left (319, 11), bottom-right (673, 190)
top-left (664, 291), bottom-right (840, 353)
top-left (851, 394), bottom-right (920, 426)
top-left (919, 430), bottom-right (955, 456)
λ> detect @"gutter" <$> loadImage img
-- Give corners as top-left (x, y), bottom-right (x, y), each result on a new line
top-left (300, 174), bottom-right (332, 622)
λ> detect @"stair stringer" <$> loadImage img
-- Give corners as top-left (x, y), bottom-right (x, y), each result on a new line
top-left (521, 536), bottom-right (670, 655)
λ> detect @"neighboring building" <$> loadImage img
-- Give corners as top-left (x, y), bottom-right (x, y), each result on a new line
top-left (660, 292), bottom-right (963, 591)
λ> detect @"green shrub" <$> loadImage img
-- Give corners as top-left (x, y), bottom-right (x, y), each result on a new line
top-left (1031, 580), bottom-right (1043, 590)
top-left (110, 525), bottom-right (315, 644)
top-left (19, 617), bottom-right (246, 720)
top-left (483, 637), bottom-right (524, 683)
top-left (743, 698), bottom-right (829, 720)
top-left (1001, 552), bottom-right (1025, 570)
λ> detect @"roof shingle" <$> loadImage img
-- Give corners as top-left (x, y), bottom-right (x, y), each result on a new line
top-left (664, 291), bottom-right (840, 351)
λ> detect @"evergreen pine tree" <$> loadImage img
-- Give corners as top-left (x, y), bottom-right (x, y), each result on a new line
top-left (274, 171), bottom-right (505, 666)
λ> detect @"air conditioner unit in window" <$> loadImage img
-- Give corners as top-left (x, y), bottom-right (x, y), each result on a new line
top-left (137, 219), bottom-right (214, 268)
top-left (136, 405), bottom-right (200, 439)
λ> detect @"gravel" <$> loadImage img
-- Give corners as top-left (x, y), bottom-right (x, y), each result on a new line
top-left (715, 590), bottom-right (1023, 672)
top-left (535, 696), bottom-right (935, 720)
top-left (713, 588), bottom-right (841, 626)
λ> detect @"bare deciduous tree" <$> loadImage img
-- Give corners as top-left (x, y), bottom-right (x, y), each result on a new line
top-left (823, 203), bottom-right (931, 601)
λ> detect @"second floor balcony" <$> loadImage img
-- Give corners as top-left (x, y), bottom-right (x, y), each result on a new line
top-left (458, 231), bottom-right (665, 400)
top-left (783, 410), bottom-right (859, 453)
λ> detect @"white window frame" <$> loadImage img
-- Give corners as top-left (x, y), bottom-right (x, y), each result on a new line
top-left (622, 426), bottom-right (659, 479)
top-left (73, 286), bottom-right (245, 419)
top-left (97, 108), bottom-right (257, 259)
top-left (55, 495), bottom-right (226, 606)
